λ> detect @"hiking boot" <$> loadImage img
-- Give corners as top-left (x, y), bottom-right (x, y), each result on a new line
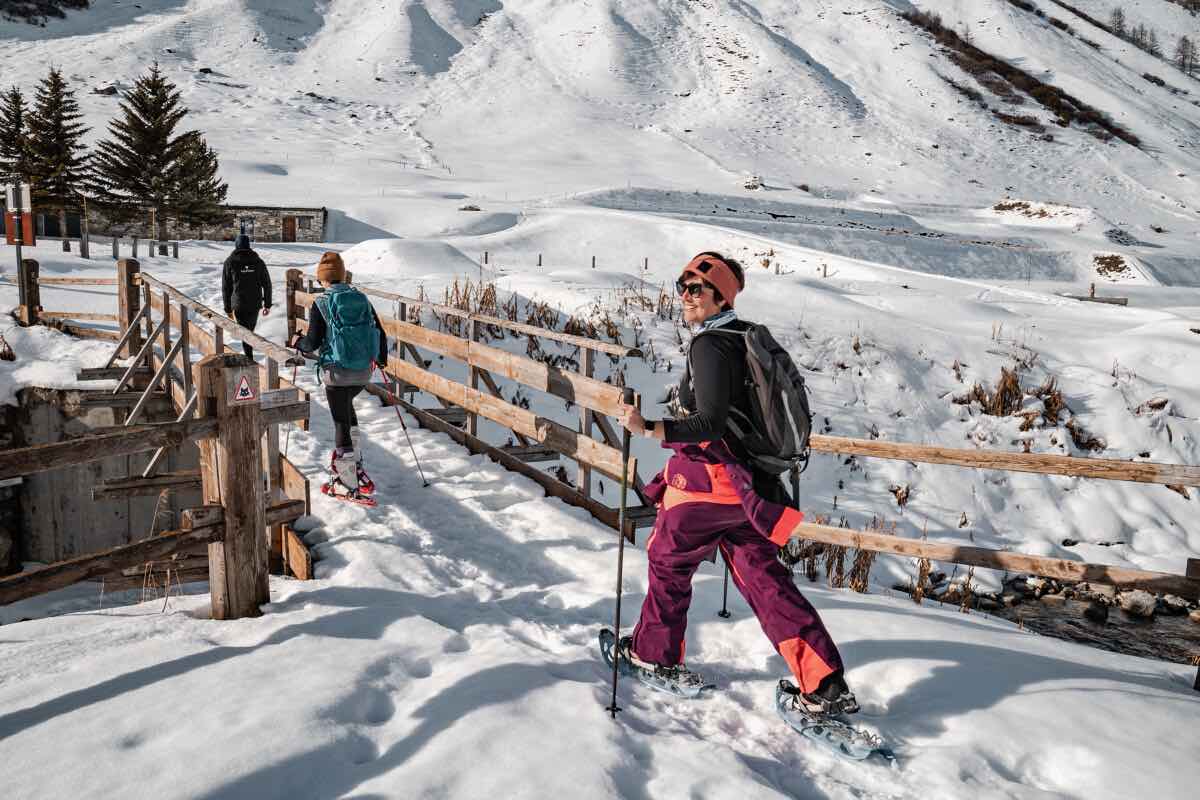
top-left (616, 636), bottom-right (708, 692)
top-left (780, 672), bottom-right (860, 716)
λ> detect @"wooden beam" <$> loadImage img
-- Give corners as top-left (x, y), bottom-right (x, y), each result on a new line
top-left (284, 526), bottom-right (312, 581)
top-left (790, 521), bottom-right (1200, 601)
top-left (196, 353), bottom-right (269, 620)
top-left (401, 398), bottom-right (637, 542)
top-left (384, 357), bottom-right (633, 481)
top-left (38, 311), bottom-right (119, 321)
top-left (501, 444), bottom-right (561, 463)
top-left (141, 273), bottom-right (297, 365)
top-left (34, 277), bottom-right (119, 286)
top-left (0, 417), bottom-right (220, 481)
top-left (808, 434), bottom-right (1200, 488)
top-left (76, 390), bottom-right (171, 408)
top-left (0, 524), bottom-right (224, 606)
top-left (92, 470), bottom-right (203, 500)
top-left (349, 282), bottom-right (641, 358)
top-left (93, 566), bottom-right (211, 592)
top-left (380, 317), bottom-right (627, 417)
top-left (116, 259), bottom-right (142, 358)
top-left (57, 323), bottom-right (121, 342)
top-left (77, 366), bottom-right (152, 381)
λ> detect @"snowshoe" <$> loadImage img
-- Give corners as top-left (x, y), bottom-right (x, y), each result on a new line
top-left (599, 629), bottom-right (714, 700)
top-left (321, 479), bottom-right (377, 507)
top-left (776, 680), bottom-right (896, 765)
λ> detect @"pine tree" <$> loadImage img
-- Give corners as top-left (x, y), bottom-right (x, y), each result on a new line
top-left (171, 131), bottom-right (228, 229)
top-left (0, 87), bottom-right (30, 181)
top-left (25, 67), bottom-right (89, 237)
top-left (1109, 8), bottom-right (1126, 39)
top-left (91, 63), bottom-right (226, 239)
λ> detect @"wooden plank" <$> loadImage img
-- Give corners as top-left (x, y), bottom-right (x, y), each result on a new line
top-left (501, 445), bottom-right (561, 463)
top-left (384, 356), bottom-right (633, 481)
top-left (92, 470), bottom-right (202, 500)
top-left (92, 566), bottom-right (210, 592)
top-left (1062, 295), bottom-right (1129, 306)
top-left (477, 369), bottom-right (534, 447)
top-left (38, 311), bottom-right (118, 321)
top-left (58, 323), bottom-right (121, 342)
top-left (425, 406), bottom-right (468, 425)
top-left (284, 526), bottom-right (312, 581)
top-left (76, 390), bottom-right (171, 408)
top-left (35, 277), bottom-right (119, 286)
top-left (261, 401), bottom-right (310, 427)
top-left (196, 353), bottom-right (269, 619)
top-left (0, 417), bottom-right (221, 480)
top-left (401, 398), bottom-right (637, 541)
top-left (280, 455), bottom-right (311, 515)
top-left (77, 366), bottom-right (152, 381)
top-left (380, 317), bottom-right (627, 416)
top-left (579, 348), bottom-right (594, 497)
top-left (0, 524), bottom-right (224, 606)
top-left (791, 521), bottom-right (1200, 601)
top-left (808, 434), bottom-right (1200, 488)
top-left (351, 282), bottom-right (641, 357)
top-left (141, 273), bottom-right (297, 365)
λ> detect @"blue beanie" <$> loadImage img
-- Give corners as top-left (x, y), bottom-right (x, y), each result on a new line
top-left (234, 234), bottom-right (251, 250)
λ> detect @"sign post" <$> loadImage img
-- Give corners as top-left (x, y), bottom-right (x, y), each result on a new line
top-left (6, 180), bottom-right (32, 309)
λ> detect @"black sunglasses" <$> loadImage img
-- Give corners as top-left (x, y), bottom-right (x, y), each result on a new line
top-left (675, 279), bottom-right (712, 298)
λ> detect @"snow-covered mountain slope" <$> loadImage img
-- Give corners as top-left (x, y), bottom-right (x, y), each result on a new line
top-left (5, 1), bottom-right (1199, 255)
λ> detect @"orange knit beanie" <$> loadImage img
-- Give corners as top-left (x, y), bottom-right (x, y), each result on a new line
top-left (317, 251), bottom-right (346, 283)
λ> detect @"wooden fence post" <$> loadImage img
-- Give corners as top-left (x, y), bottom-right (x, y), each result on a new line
top-left (467, 318), bottom-right (479, 436)
top-left (116, 258), bottom-right (142, 358)
top-left (132, 236), bottom-right (139, 258)
top-left (196, 353), bottom-right (269, 619)
top-left (112, 237), bottom-right (119, 260)
top-left (17, 259), bottom-right (39, 326)
top-left (578, 347), bottom-right (594, 497)
top-left (172, 241), bottom-right (179, 259)
top-left (264, 357), bottom-right (284, 569)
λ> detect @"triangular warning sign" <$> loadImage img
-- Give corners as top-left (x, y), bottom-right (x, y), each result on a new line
top-left (234, 374), bottom-right (256, 402)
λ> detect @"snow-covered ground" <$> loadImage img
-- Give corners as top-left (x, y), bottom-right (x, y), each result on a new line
top-left (3, 1), bottom-right (1200, 797)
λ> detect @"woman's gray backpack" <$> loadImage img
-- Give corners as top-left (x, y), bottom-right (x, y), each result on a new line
top-left (692, 324), bottom-right (813, 474)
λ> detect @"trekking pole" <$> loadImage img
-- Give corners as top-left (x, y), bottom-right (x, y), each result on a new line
top-left (607, 387), bottom-right (636, 719)
top-left (377, 365), bottom-right (430, 488)
top-left (717, 554), bottom-right (732, 619)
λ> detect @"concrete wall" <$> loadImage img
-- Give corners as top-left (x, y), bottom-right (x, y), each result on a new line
top-left (3, 388), bottom-right (203, 567)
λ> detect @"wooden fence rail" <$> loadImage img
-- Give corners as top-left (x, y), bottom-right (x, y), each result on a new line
top-left (4, 260), bottom-right (317, 614)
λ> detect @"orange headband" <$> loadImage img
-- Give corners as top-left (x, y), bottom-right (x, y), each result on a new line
top-left (679, 254), bottom-right (741, 308)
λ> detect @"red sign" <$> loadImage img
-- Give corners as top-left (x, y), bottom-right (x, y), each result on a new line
top-left (4, 212), bottom-right (35, 246)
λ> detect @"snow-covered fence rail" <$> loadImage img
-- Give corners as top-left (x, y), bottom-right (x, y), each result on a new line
top-left (7, 258), bottom-right (121, 340)
top-left (288, 269), bottom-right (651, 538)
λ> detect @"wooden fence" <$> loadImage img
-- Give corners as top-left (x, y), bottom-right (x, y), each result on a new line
top-left (1, 259), bottom-right (315, 616)
top-left (287, 270), bottom-right (1200, 606)
top-left (289, 269), bottom-right (653, 538)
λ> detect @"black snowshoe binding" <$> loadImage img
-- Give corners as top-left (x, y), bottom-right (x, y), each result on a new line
top-left (599, 629), bottom-right (714, 699)
top-left (776, 678), bottom-right (895, 764)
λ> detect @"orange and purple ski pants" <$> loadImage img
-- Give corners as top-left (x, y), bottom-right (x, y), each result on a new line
top-left (630, 442), bottom-right (844, 693)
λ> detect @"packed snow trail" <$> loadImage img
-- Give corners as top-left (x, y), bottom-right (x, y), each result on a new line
top-left (2, 325), bottom-right (1198, 798)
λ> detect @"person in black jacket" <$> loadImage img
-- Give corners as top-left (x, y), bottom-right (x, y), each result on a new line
top-left (289, 252), bottom-right (388, 498)
top-left (615, 252), bottom-right (856, 716)
top-left (222, 234), bottom-right (272, 358)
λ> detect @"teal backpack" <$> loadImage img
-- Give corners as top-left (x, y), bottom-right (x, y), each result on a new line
top-left (315, 284), bottom-right (377, 376)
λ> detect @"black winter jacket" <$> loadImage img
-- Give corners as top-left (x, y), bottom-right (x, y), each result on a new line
top-left (222, 248), bottom-right (272, 313)
top-left (666, 319), bottom-right (787, 500)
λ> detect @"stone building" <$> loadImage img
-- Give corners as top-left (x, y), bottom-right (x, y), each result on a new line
top-left (30, 204), bottom-right (328, 243)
